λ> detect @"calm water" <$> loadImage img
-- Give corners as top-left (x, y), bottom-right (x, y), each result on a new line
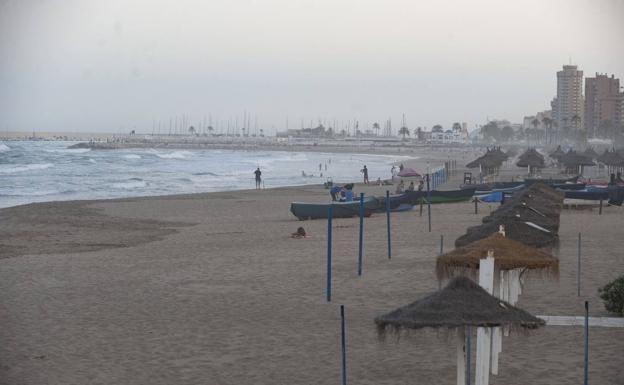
top-left (0, 141), bottom-right (413, 208)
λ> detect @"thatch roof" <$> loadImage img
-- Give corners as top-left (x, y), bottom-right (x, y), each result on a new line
top-left (375, 277), bottom-right (545, 335)
top-left (516, 148), bottom-right (545, 168)
top-left (597, 149), bottom-right (624, 166)
top-left (583, 147), bottom-right (599, 160)
top-left (549, 145), bottom-right (565, 160)
top-left (436, 233), bottom-right (559, 280)
top-left (560, 150), bottom-right (595, 167)
top-left (455, 183), bottom-right (563, 248)
top-left (465, 147), bottom-right (507, 169)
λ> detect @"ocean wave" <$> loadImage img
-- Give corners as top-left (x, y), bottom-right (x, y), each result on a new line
top-left (122, 154), bottom-right (141, 159)
top-left (111, 180), bottom-right (148, 190)
top-left (154, 150), bottom-right (193, 159)
top-left (0, 143), bottom-right (10, 152)
top-left (0, 189), bottom-right (62, 197)
top-left (0, 163), bottom-right (54, 174)
top-left (44, 148), bottom-right (91, 154)
top-left (192, 171), bottom-right (220, 176)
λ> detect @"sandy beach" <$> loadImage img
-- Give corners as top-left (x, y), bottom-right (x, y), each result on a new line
top-left (1, 159), bottom-right (623, 385)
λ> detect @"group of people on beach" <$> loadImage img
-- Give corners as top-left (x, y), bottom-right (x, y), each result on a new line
top-left (395, 179), bottom-right (424, 194)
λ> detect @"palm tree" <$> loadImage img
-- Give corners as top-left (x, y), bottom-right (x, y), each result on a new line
top-left (207, 126), bottom-right (214, 136)
top-left (541, 117), bottom-right (553, 144)
top-left (398, 126), bottom-right (410, 140)
top-left (416, 127), bottom-right (423, 141)
top-left (188, 126), bottom-right (196, 135)
top-left (259, 128), bottom-right (264, 137)
top-left (372, 122), bottom-right (380, 136)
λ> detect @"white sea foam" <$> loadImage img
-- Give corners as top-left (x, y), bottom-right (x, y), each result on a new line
top-left (122, 154), bottom-right (141, 159)
top-left (0, 143), bottom-right (10, 152)
top-left (0, 163), bottom-right (54, 174)
top-left (155, 150), bottom-right (192, 159)
top-left (44, 148), bottom-right (91, 154)
top-left (111, 180), bottom-right (148, 190)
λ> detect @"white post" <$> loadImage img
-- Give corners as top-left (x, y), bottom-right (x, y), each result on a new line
top-left (490, 263), bottom-right (501, 376)
top-left (457, 327), bottom-right (466, 385)
top-left (476, 252), bottom-right (495, 385)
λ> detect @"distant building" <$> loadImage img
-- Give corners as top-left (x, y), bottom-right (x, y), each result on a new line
top-left (429, 122), bottom-right (469, 144)
top-left (522, 110), bottom-right (552, 130)
top-left (276, 124), bottom-right (332, 138)
top-left (553, 65), bottom-right (584, 130)
top-left (584, 73), bottom-right (623, 135)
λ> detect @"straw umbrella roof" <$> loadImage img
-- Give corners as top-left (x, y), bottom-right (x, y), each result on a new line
top-left (436, 233), bottom-right (559, 280)
top-left (375, 276), bottom-right (545, 334)
top-left (549, 145), bottom-right (565, 160)
top-left (560, 150), bottom-right (595, 167)
top-left (516, 148), bottom-right (545, 168)
top-left (466, 147), bottom-right (506, 169)
top-left (583, 147), bottom-right (599, 160)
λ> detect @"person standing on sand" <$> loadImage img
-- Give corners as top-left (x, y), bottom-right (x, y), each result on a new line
top-left (361, 165), bottom-right (369, 184)
top-left (254, 167), bottom-right (262, 189)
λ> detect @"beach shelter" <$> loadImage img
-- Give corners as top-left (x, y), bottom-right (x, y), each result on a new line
top-left (583, 147), bottom-right (599, 160)
top-left (375, 276), bottom-right (544, 385)
top-left (436, 232), bottom-right (559, 283)
top-left (516, 148), bottom-right (545, 176)
top-left (466, 148), bottom-right (505, 176)
top-left (548, 145), bottom-right (565, 162)
top-left (397, 167), bottom-right (422, 178)
top-left (560, 150), bottom-right (595, 175)
top-left (440, 228), bottom-right (558, 381)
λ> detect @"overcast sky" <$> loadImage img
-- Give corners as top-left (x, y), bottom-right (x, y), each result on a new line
top-left (1, 0), bottom-right (623, 134)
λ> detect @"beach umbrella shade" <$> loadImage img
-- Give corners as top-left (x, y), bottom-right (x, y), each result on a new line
top-left (560, 150), bottom-right (595, 174)
top-left (436, 233), bottom-right (559, 281)
top-left (397, 167), bottom-right (422, 177)
top-left (375, 276), bottom-right (544, 385)
top-left (516, 148), bottom-right (545, 169)
top-left (583, 147), bottom-right (599, 160)
top-left (548, 145), bottom-right (565, 161)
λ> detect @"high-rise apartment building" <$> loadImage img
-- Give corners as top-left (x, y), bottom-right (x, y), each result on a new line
top-left (584, 73), bottom-right (622, 135)
top-left (553, 65), bottom-right (584, 130)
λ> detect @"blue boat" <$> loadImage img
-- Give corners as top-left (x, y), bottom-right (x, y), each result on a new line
top-left (290, 196), bottom-right (380, 220)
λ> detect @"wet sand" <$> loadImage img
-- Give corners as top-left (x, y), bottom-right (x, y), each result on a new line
top-left (1, 164), bottom-right (623, 384)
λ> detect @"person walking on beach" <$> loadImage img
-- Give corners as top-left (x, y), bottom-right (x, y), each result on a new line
top-left (361, 165), bottom-right (369, 184)
top-left (254, 167), bottom-right (262, 189)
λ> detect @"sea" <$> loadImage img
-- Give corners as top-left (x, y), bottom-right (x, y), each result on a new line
top-left (0, 141), bottom-right (413, 208)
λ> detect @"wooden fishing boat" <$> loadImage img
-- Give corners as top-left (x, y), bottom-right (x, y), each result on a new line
top-left (290, 196), bottom-right (380, 220)
top-left (406, 187), bottom-right (477, 204)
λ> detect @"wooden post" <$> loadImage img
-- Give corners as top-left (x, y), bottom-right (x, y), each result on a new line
top-left (358, 193), bottom-right (364, 276)
top-left (327, 206), bottom-right (333, 302)
top-left (584, 301), bottom-right (589, 385)
top-left (599, 199), bottom-right (603, 215)
top-left (466, 325), bottom-right (472, 385)
top-left (386, 190), bottom-right (391, 259)
top-left (427, 174), bottom-right (432, 232)
top-left (474, 197), bottom-right (478, 215)
top-left (577, 232), bottom-right (581, 297)
top-left (419, 197), bottom-right (423, 217)
top-left (341, 305), bottom-right (347, 385)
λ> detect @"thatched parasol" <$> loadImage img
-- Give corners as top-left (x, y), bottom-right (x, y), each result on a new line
top-left (548, 145), bottom-right (565, 161)
top-left (583, 147), bottom-right (599, 160)
top-left (436, 233), bottom-right (558, 281)
top-left (560, 150), bottom-right (596, 175)
top-left (375, 276), bottom-right (544, 385)
top-left (466, 147), bottom-right (506, 175)
top-left (516, 148), bottom-right (545, 175)
top-left (375, 276), bottom-right (543, 333)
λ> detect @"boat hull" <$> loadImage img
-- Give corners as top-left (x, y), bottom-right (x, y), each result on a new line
top-left (405, 188), bottom-right (477, 204)
top-left (290, 197), bottom-right (380, 220)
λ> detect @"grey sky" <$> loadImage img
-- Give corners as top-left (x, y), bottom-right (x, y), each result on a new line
top-left (1, 0), bottom-right (623, 134)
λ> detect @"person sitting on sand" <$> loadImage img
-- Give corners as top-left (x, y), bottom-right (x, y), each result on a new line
top-left (418, 180), bottom-right (424, 191)
top-left (291, 227), bottom-right (308, 238)
top-left (376, 177), bottom-right (382, 186)
top-left (408, 181), bottom-right (415, 191)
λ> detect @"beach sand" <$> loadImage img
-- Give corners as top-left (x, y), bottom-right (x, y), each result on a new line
top-left (1, 164), bottom-right (623, 384)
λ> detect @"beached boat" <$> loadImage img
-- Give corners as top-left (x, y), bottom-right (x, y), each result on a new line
top-left (405, 187), bottom-right (477, 204)
top-left (461, 181), bottom-right (524, 192)
top-left (562, 190), bottom-right (609, 201)
top-left (290, 196), bottom-right (380, 220)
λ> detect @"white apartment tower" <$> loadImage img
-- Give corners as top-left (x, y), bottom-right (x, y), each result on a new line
top-left (553, 65), bottom-right (584, 130)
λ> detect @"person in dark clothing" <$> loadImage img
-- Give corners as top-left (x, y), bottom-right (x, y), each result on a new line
top-left (254, 167), bottom-right (262, 189)
top-left (330, 185), bottom-right (342, 201)
top-left (361, 165), bottom-right (369, 184)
